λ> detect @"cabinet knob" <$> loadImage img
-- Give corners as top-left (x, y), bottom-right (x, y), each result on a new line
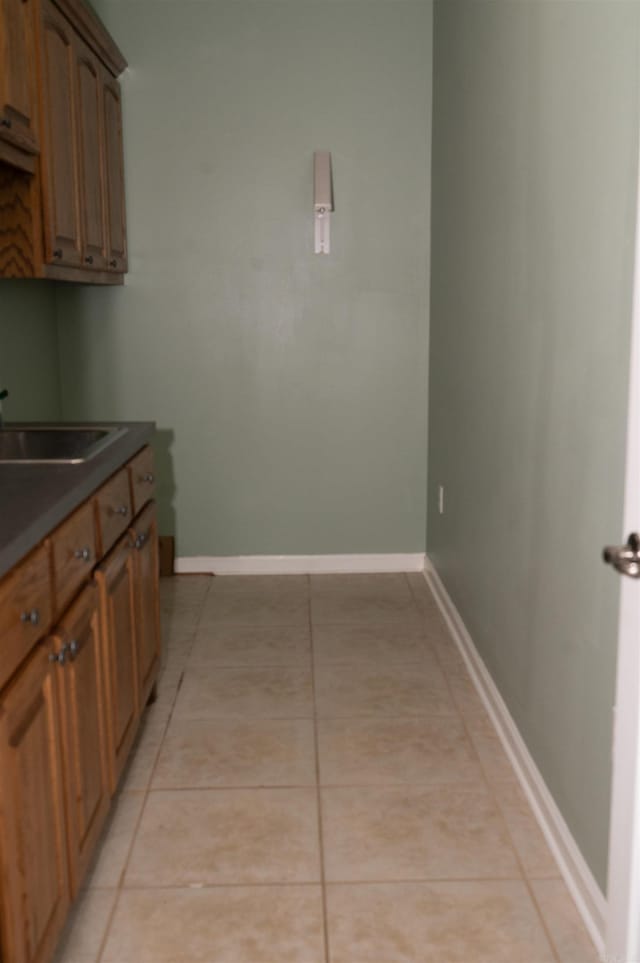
top-left (116, 504), bottom-right (128, 516)
top-left (53, 249), bottom-right (63, 259)
top-left (135, 532), bottom-right (147, 550)
top-left (57, 644), bottom-right (69, 665)
top-left (85, 255), bottom-right (94, 265)
top-left (69, 640), bottom-right (80, 658)
top-left (109, 259), bottom-right (117, 268)
top-left (20, 608), bottom-right (39, 626)
top-left (0, 118), bottom-right (12, 129)
top-left (74, 546), bottom-right (91, 562)
top-left (143, 473), bottom-right (154, 484)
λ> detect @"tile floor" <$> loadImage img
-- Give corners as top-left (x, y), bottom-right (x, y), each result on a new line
top-left (53, 573), bottom-right (600, 963)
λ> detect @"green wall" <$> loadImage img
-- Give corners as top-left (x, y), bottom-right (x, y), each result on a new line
top-left (0, 282), bottom-right (60, 420)
top-left (56, 0), bottom-right (433, 557)
top-left (428, 0), bottom-right (639, 889)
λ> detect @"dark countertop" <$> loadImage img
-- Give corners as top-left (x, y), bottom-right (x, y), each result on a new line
top-left (0, 422), bottom-right (155, 579)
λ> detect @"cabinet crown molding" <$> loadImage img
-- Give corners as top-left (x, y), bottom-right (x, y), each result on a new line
top-left (51, 0), bottom-right (127, 76)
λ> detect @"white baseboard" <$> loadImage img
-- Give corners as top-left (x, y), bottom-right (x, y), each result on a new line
top-left (424, 558), bottom-right (607, 960)
top-left (175, 553), bottom-right (426, 576)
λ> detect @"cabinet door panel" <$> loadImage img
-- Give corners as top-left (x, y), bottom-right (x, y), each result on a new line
top-left (39, 0), bottom-right (81, 266)
top-left (102, 72), bottom-right (127, 271)
top-left (96, 536), bottom-right (139, 791)
top-left (53, 583), bottom-right (109, 893)
top-left (76, 37), bottom-right (105, 268)
top-left (0, 643), bottom-right (69, 963)
top-left (132, 502), bottom-right (161, 706)
top-left (0, 0), bottom-right (39, 161)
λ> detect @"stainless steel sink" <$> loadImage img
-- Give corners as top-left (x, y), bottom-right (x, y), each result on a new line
top-left (0, 425), bottom-right (128, 464)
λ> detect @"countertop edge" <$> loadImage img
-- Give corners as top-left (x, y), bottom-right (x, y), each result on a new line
top-left (0, 422), bottom-right (155, 579)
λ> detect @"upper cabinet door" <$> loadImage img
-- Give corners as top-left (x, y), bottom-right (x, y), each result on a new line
top-left (39, 0), bottom-right (82, 267)
top-left (76, 36), bottom-right (106, 269)
top-left (0, 0), bottom-right (39, 167)
top-left (102, 71), bottom-right (127, 272)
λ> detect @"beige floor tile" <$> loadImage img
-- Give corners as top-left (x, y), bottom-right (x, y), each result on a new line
top-left (322, 785), bottom-right (520, 882)
top-left (531, 879), bottom-right (600, 962)
top-left (495, 782), bottom-right (560, 878)
top-left (125, 788), bottom-right (321, 886)
top-left (312, 622), bottom-right (434, 665)
top-left (189, 623), bottom-right (311, 667)
top-left (199, 590), bottom-right (309, 627)
top-left (208, 575), bottom-right (309, 595)
top-left (53, 888), bottom-right (117, 963)
top-left (325, 881), bottom-right (556, 962)
top-left (85, 792), bottom-right (145, 888)
top-left (174, 665), bottom-right (314, 719)
top-left (311, 591), bottom-right (420, 625)
top-left (153, 717), bottom-right (317, 788)
top-left (103, 885), bottom-right (324, 963)
top-left (317, 717), bottom-right (483, 787)
top-left (311, 574), bottom-right (412, 595)
top-left (315, 662), bottom-right (456, 718)
top-left (468, 712), bottom-right (518, 783)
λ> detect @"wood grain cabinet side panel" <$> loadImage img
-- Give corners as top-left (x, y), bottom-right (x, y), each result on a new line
top-left (0, 641), bottom-right (70, 963)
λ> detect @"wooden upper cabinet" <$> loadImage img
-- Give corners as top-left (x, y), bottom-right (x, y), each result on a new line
top-left (0, 641), bottom-right (70, 963)
top-left (0, 0), bottom-right (127, 282)
top-left (102, 70), bottom-right (126, 272)
top-left (0, 0), bottom-right (39, 170)
top-left (76, 35), bottom-right (106, 269)
top-left (39, 0), bottom-right (82, 267)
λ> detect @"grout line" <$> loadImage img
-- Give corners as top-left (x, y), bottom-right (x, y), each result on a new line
top-left (108, 874), bottom-right (529, 891)
top-left (308, 575), bottom-right (332, 963)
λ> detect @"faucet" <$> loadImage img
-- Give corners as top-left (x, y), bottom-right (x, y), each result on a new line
top-left (0, 388), bottom-right (8, 428)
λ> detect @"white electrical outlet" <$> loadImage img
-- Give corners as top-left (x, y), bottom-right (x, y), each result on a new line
top-left (438, 485), bottom-right (445, 515)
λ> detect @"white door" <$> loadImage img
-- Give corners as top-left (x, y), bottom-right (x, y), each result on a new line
top-left (606, 126), bottom-right (640, 963)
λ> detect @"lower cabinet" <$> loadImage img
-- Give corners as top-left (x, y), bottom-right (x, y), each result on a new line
top-left (0, 642), bottom-right (70, 963)
top-left (96, 535), bottom-right (139, 791)
top-left (51, 583), bottom-right (110, 894)
top-left (0, 449), bottom-right (161, 963)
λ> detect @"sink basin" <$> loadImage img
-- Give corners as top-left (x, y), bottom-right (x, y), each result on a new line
top-left (0, 426), bottom-right (128, 464)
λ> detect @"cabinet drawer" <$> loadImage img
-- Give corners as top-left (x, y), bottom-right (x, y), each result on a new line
top-left (50, 500), bottom-right (97, 615)
top-left (129, 446), bottom-right (155, 515)
top-left (96, 468), bottom-right (132, 556)
top-left (0, 544), bottom-right (52, 690)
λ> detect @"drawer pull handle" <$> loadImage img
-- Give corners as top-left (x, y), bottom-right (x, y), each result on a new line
top-left (74, 546), bottom-right (91, 562)
top-left (109, 258), bottom-right (118, 268)
top-left (85, 255), bottom-right (94, 265)
top-left (116, 505), bottom-right (128, 516)
top-left (143, 473), bottom-right (154, 483)
top-left (69, 640), bottom-right (80, 659)
top-left (20, 609), bottom-right (39, 626)
top-left (53, 248), bottom-right (63, 259)
top-left (57, 644), bottom-right (69, 665)
top-left (0, 118), bottom-right (12, 129)
top-left (135, 532), bottom-right (147, 550)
